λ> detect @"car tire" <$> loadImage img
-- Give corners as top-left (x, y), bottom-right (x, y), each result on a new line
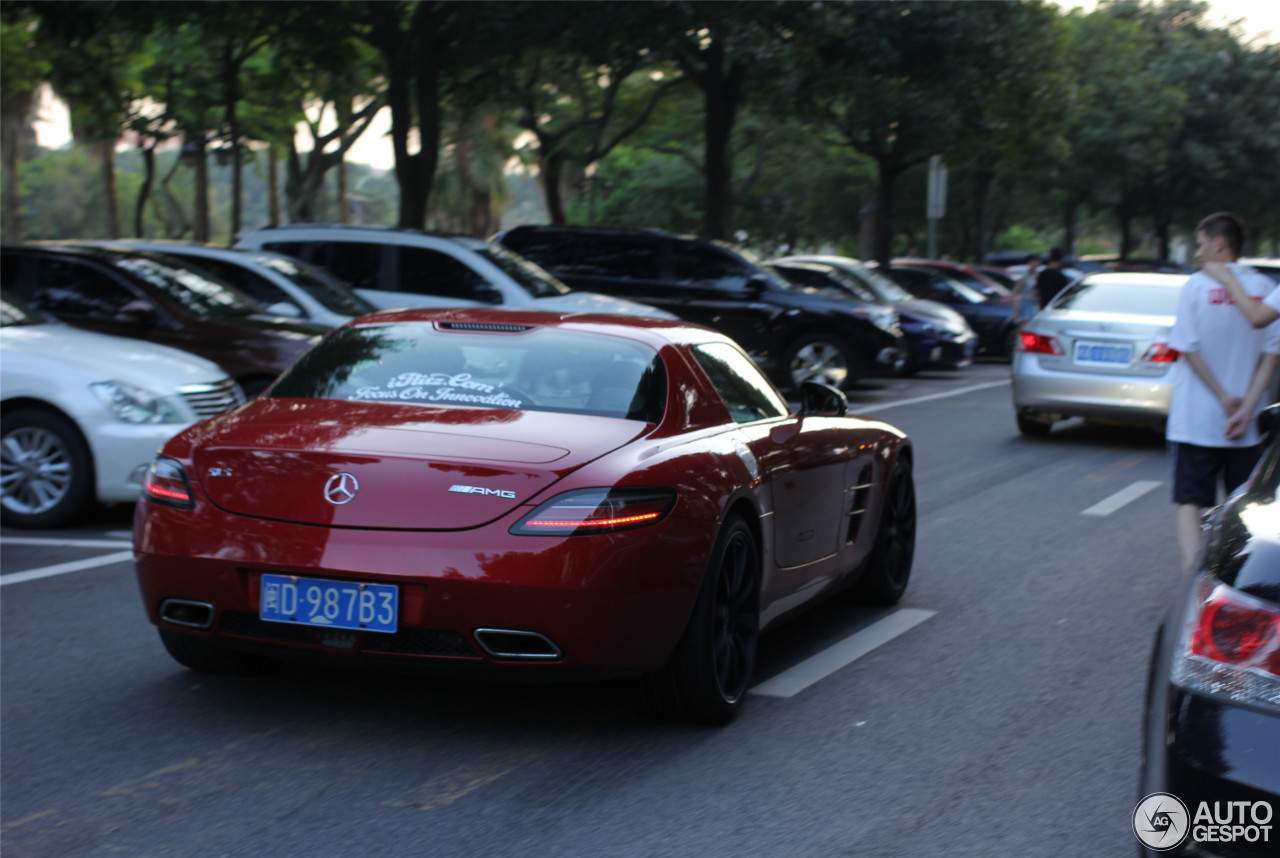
top-left (783, 333), bottom-right (862, 391)
top-left (0, 408), bottom-right (94, 529)
top-left (158, 628), bottom-right (274, 676)
top-left (852, 459), bottom-right (916, 605)
top-left (641, 515), bottom-right (760, 725)
top-left (1016, 411), bottom-right (1053, 437)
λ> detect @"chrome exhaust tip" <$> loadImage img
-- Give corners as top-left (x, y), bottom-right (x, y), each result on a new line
top-left (159, 599), bottom-right (214, 630)
top-left (473, 628), bottom-right (563, 661)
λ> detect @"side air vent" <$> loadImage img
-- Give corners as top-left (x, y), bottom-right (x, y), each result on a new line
top-left (438, 322), bottom-right (534, 333)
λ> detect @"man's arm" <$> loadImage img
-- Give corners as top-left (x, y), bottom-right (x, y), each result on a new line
top-left (1225, 351), bottom-right (1280, 439)
top-left (1202, 262), bottom-right (1280, 328)
top-left (1182, 350), bottom-right (1243, 417)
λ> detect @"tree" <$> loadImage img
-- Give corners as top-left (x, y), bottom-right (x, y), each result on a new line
top-left (1, 9), bottom-right (50, 241)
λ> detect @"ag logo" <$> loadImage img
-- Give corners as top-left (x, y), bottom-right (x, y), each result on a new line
top-left (1134, 793), bottom-right (1190, 851)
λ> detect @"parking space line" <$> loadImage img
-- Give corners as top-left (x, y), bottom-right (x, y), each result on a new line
top-left (853, 380), bottom-right (1010, 415)
top-left (750, 608), bottom-right (937, 699)
top-left (0, 551), bottom-right (134, 587)
top-left (1081, 480), bottom-right (1163, 517)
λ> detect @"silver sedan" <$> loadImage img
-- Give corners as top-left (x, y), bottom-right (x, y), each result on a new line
top-left (1012, 273), bottom-right (1183, 436)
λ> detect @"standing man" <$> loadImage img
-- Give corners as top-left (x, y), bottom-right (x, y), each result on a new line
top-left (1034, 247), bottom-right (1070, 309)
top-left (1167, 212), bottom-right (1280, 569)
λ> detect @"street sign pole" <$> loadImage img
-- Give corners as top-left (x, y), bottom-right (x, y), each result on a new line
top-left (927, 155), bottom-right (947, 258)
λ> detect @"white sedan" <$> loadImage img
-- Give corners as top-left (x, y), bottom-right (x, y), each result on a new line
top-left (1, 292), bottom-right (244, 527)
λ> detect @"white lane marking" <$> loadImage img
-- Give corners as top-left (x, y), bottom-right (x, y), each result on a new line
top-left (750, 608), bottom-right (937, 698)
top-left (1081, 480), bottom-right (1163, 517)
top-left (2, 537), bottom-right (132, 549)
top-left (0, 551), bottom-right (134, 587)
top-left (852, 380), bottom-right (1010, 416)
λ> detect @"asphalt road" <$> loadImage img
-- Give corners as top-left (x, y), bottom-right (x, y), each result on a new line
top-left (1, 362), bottom-right (1181, 857)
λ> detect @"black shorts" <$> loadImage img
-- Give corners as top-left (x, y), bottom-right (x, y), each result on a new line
top-left (1169, 441), bottom-right (1262, 507)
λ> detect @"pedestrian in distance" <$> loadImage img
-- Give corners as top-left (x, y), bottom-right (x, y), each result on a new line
top-left (1034, 247), bottom-right (1070, 309)
top-left (1010, 254), bottom-right (1042, 325)
top-left (1166, 211), bottom-right (1280, 569)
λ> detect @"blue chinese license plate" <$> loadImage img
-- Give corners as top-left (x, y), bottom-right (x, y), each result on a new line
top-left (260, 574), bottom-right (398, 633)
top-left (1073, 341), bottom-right (1133, 367)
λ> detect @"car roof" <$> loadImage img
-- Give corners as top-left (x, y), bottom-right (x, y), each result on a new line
top-left (241, 223), bottom-right (489, 250)
top-left (346, 306), bottom-right (726, 350)
top-left (1077, 272), bottom-right (1187, 287)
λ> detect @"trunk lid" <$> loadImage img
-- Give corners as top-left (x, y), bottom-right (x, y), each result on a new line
top-left (192, 398), bottom-right (646, 529)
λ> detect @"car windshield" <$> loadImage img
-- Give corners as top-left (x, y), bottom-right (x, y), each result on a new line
top-left (270, 322), bottom-right (666, 422)
top-left (1051, 279), bottom-right (1181, 315)
top-left (476, 246), bottom-right (571, 299)
top-left (254, 255), bottom-right (376, 316)
top-left (112, 256), bottom-right (260, 318)
top-left (854, 266), bottom-right (914, 302)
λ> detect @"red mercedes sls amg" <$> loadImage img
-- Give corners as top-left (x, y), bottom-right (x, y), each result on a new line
top-left (134, 308), bottom-right (916, 723)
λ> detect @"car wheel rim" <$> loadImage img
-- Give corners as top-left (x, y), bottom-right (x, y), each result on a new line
top-left (880, 473), bottom-right (917, 588)
top-left (0, 427), bottom-right (73, 515)
top-left (712, 530), bottom-right (758, 703)
top-left (790, 343), bottom-right (848, 387)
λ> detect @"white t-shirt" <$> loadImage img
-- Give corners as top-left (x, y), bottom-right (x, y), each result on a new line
top-left (1167, 263), bottom-right (1280, 447)
top-left (1267, 284), bottom-right (1280, 314)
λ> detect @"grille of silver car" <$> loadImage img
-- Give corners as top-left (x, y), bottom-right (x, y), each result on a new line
top-left (179, 379), bottom-right (245, 418)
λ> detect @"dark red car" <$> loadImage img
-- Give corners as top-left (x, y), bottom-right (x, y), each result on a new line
top-left (134, 308), bottom-right (916, 723)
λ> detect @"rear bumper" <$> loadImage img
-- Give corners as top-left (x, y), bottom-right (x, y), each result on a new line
top-left (134, 500), bottom-right (715, 677)
top-left (1012, 352), bottom-right (1172, 425)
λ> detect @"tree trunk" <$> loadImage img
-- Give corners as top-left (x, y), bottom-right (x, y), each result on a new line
top-left (135, 144), bottom-right (155, 237)
top-left (873, 163), bottom-right (897, 267)
top-left (98, 140), bottom-right (119, 239)
top-left (1, 90), bottom-right (33, 242)
top-left (541, 152), bottom-right (566, 225)
top-left (699, 45), bottom-right (740, 241)
top-left (192, 137), bottom-right (210, 242)
top-left (268, 146), bottom-right (280, 226)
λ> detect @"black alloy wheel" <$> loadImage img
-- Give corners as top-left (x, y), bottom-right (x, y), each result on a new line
top-left (853, 460), bottom-right (916, 605)
top-left (642, 515), bottom-right (760, 724)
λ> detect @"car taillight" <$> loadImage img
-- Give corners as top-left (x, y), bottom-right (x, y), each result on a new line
top-left (510, 488), bottom-right (676, 536)
top-left (1173, 576), bottom-right (1280, 711)
top-left (1141, 342), bottom-right (1180, 362)
top-left (1017, 331), bottom-right (1064, 355)
top-left (143, 456), bottom-right (195, 509)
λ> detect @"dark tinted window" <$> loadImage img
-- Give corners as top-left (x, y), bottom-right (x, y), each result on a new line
top-left (254, 256), bottom-right (375, 315)
top-left (476, 246), bottom-right (569, 297)
top-left (512, 232), bottom-right (660, 280)
top-left (24, 257), bottom-right (139, 318)
top-left (267, 241), bottom-right (384, 292)
top-left (190, 258), bottom-right (289, 306)
top-left (395, 247), bottom-right (491, 300)
top-left (669, 243), bottom-right (755, 288)
top-left (692, 342), bottom-right (788, 424)
top-left (271, 323), bottom-right (666, 421)
top-left (112, 256), bottom-right (259, 317)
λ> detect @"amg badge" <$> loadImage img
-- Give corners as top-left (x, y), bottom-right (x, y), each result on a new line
top-left (449, 484), bottom-right (516, 499)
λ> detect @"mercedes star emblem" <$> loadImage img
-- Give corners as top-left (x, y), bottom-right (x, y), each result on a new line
top-left (324, 472), bottom-right (359, 505)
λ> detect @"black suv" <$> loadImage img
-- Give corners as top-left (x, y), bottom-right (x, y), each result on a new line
top-left (495, 225), bottom-right (906, 391)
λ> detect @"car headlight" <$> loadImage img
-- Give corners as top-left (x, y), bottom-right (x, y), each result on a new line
top-left (89, 380), bottom-right (188, 425)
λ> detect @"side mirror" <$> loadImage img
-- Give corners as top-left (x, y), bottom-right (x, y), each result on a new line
top-left (114, 299), bottom-right (160, 327)
top-left (746, 274), bottom-right (769, 296)
top-left (264, 301), bottom-right (303, 319)
top-left (800, 381), bottom-right (848, 417)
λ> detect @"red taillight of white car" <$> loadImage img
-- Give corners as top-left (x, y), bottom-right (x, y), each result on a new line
top-left (1141, 342), bottom-right (1180, 363)
top-left (1173, 576), bottom-right (1280, 711)
top-left (510, 488), bottom-right (676, 536)
top-left (1017, 331), bottom-right (1064, 355)
top-left (143, 456), bottom-right (195, 509)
